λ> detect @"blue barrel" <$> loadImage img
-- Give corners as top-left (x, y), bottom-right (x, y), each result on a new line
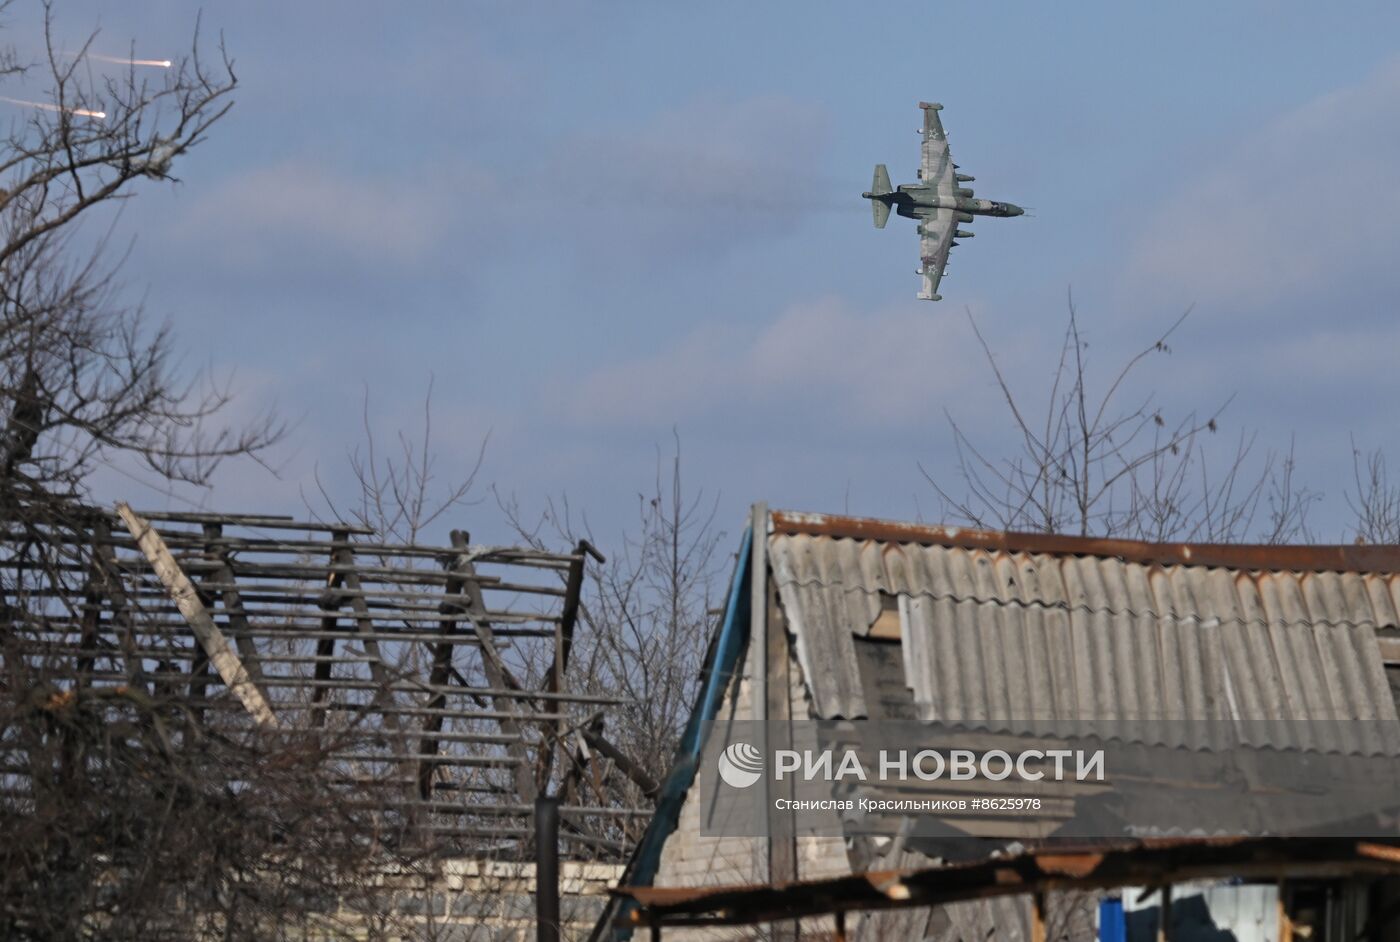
top-left (1099, 897), bottom-right (1126, 942)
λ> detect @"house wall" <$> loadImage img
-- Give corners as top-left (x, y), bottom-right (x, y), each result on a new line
top-left (649, 627), bottom-right (848, 940)
top-left (311, 859), bottom-right (622, 941)
top-left (639, 606), bottom-right (1288, 942)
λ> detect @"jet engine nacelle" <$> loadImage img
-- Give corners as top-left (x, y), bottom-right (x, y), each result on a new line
top-left (956, 211), bottom-right (974, 223)
top-left (956, 187), bottom-right (975, 198)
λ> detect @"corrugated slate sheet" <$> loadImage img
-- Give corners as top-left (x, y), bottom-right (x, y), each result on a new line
top-left (769, 532), bottom-right (1400, 754)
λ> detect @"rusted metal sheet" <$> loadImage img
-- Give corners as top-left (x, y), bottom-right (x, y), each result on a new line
top-left (616, 837), bottom-right (1400, 928)
top-left (769, 526), bottom-right (1400, 754)
top-left (771, 510), bottom-right (1400, 574)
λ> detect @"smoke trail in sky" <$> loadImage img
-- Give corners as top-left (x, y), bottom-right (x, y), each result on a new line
top-left (84, 53), bottom-right (172, 68)
top-left (0, 96), bottom-right (105, 120)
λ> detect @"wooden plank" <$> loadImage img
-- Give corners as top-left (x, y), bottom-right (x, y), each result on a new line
top-left (868, 606), bottom-right (902, 640)
top-left (310, 528), bottom-right (351, 728)
top-left (90, 517), bottom-right (147, 691)
top-left (535, 539), bottom-right (594, 789)
top-left (750, 503), bottom-right (771, 862)
top-left (582, 726), bottom-right (661, 800)
top-left (419, 530), bottom-right (471, 800)
top-left (447, 529), bottom-right (538, 804)
top-left (765, 528), bottom-right (798, 942)
top-left (768, 577), bottom-right (797, 883)
top-left (76, 522), bottom-right (108, 685)
top-left (1031, 891), bottom-right (1046, 942)
top-left (200, 522), bottom-right (267, 687)
top-left (115, 503), bottom-right (278, 728)
top-left (313, 539), bottom-right (413, 780)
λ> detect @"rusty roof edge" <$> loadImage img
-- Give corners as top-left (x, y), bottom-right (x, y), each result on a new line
top-left (770, 510), bottom-right (1400, 574)
top-left (615, 836), bottom-right (1400, 926)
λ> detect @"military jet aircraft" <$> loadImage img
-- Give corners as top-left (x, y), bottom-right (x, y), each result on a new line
top-left (863, 102), bottom-right (1024, 301)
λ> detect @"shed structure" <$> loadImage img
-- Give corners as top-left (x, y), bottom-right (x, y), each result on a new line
top-left (0, 504), bottom-right (643, 938)
top-left (598, 507), bottom-right (1400, 942)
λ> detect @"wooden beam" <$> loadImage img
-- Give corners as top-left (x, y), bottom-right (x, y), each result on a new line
top-left (1278, 883), bottom-right (1293, 942)
top-left (582, 726), bottom-right (660, 800)
top-left (115, 503), bottom-right (278, 728)
top-left (768, 577), bottom-right (797, 885)
top-left (419, 531), bottom-right (472, 800)
top-left (761, 504), bottom-right (799, 942)
top-left (750, 503), bottom-right (771, 862)
top-left (331, 547), bottom-right (403, 726)
top-left (200, 522), bottom-right (267, 685)
top-left (76, 523), bottom-right (108, 685)
top-left (446, 530), bottom-right (537, 804)
top-left (90, 517), bottom-right (146, 691)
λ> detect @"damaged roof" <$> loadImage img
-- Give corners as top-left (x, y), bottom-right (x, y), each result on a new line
top-left (768, 510), bottom-right (1400, 755)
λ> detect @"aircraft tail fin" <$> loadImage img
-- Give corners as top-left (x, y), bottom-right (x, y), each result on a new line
top-left (870, 164), bottom-right (892, 229)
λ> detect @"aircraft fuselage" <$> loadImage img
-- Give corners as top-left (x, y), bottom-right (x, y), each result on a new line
top-left (877, 185), bottom-right (1025, 220)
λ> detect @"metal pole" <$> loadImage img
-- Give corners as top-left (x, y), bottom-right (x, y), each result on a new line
top-left (535, 795), bottom-right (560, 942)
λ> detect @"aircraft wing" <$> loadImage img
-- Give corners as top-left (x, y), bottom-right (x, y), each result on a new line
top-left (916, 208), bottom-right (956, 301)
top-left (919, 102), bottom-right (957, 199)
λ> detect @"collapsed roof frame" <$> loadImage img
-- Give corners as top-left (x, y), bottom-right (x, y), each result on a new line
top-left (0, 504), bottom-right (650, 859)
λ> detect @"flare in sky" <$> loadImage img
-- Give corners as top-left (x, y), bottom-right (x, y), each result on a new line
top-left (84, 53), bottom-right (172, 68)
top-left (0, 95), bottom-right (104, 120)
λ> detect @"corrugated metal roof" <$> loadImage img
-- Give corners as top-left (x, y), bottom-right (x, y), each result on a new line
top-left (771, 509), bottom-right (1400, 573)
top-left (769, 525), bottom-right (1400, 755)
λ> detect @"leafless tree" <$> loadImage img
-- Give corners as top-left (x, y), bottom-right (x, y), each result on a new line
top-left (0, 3), bottom-right (282, 503)
top-left (500, 432), bottom-right (727, 826)
top-left (0, 7), bottom-right (416, 939)
top-left (308, 379), bottom-right (485, 552)
top-left (0, 652), bottom-right (404, 940)
top-left (925, 295), bottom-right (1317, 543)
top-left (1348, 441), bottom-right (1400, 545)
top-left (308, 386), bottom-right (658, 875)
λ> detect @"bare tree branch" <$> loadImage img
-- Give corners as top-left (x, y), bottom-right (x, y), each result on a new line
top-left (923, 298), bottom-right (1316, 542)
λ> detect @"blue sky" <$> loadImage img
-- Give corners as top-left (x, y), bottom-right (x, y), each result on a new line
top-left (23, 1), bottom-right (1400, 545)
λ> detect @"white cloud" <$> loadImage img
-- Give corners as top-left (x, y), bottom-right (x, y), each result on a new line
top-left (566, 297), bottom-right (980, 428)
top-left (566, 96), bottom-right (829, 213)
top-left (173, 160), bottom-right (498, 267)
top-left (166, 95), bottom-right (831, 275)
top-left (544, 96), bottom-right (834, 257)
top-left (1123, 58), bottom-right (1400, 309)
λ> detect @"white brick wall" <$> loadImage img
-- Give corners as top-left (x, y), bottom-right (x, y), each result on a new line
top-left (648, 629), bottom-right (855, 941)
top-left (311, 858), bottom-right (624, 942)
